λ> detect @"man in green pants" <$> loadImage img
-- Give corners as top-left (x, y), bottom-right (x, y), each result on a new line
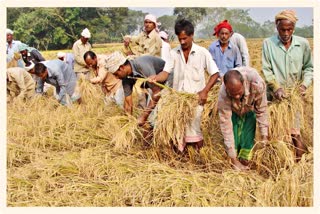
top-left (218, 67), bottom-right (269, 170)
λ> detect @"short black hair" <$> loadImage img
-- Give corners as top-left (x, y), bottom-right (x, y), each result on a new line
top-left (223, 69), bottom-right (244, 85)
top-left (174, 19), bottom-right (194, 36)
top-left (83, 50), bottom-right (96, 61)
top-left (34, 63), bottom-right (47, 75)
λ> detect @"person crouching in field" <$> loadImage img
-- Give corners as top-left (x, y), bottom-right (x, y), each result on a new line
top-left (7, 67), bottom-right (35, 103)
top-left (102, 51), bottom-right (166, 127)
top-left (83, 51), bottom-right (124, 107)
top-left (262, 10), bottom-right (313, 161)
top-left (34, 60), bottom-right (81, 106)
top-left (148, 19), bottom-right (220, 152)
top-left (218, 67), bottom-right (269, 171)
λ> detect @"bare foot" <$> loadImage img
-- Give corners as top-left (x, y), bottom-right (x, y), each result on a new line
top-left (231, 158), bottom-right (250, 171)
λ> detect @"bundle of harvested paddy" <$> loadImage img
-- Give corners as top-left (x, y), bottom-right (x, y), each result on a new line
top-left (78, 77), bottom-right (105, 106)
top-left (153, 89), bottom-right (199, 148)
top-left (301, 84), bottom-right (313, 147)
top-left (267, 86), bottom-right (304, 142)
top-left (252, 140), bottom-right (295, 178)
top-left (103, 115), bottom-right (145, 151)
top-left (201, 83), bottom-right (222, 143)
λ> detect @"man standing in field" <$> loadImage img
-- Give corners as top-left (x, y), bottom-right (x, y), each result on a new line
top-left (6, 28), bottom-right (24, 68)
top-left (7, 67), bottom-right (35, 102)
top-left (218, 67), bottom-right (269, 170)
top-left (123, 14), bottom-right (162, 57)
top-left (83, 51), bottom-right (124, 107)
top-left (262, 10), bottom-right (313, 161)
top-left (72, 28), bottom-right (92, 80)
top-left (149, 19), bottom-right (220, 151)
top-left (34, 60), bottom-right (81, 106)
top-left (102, 51), bottom-right (166, 126)
top-left (209, 20), bottom-right (242, 76)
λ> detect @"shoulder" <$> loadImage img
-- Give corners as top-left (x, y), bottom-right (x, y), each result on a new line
top-left (293, 35), bottom-right (310, 46)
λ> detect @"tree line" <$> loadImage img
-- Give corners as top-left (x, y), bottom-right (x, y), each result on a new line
top-left (7, 7), bottom-right (313, 51)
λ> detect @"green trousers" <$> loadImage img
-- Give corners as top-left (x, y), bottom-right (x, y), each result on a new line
top-left (232, 111), bottom-right (256, 160)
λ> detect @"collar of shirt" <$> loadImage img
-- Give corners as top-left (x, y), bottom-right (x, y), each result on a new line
top-left (216, 40), bottom-right (232, 49)
top-left (176, 42), bottom-right (196, 55)
top-left (143, 29), bottom-right (157, 39)
top-left (276, 35), bottom-right (300, 49)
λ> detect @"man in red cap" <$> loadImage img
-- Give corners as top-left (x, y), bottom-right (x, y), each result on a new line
top-left (209, 20), bottom-right (242, 76)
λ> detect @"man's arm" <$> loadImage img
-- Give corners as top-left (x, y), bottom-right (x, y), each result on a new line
top-left (198, 73), bottom-right (219, 105)
top-left (301, 41), bottom-right (313, 88)
top-left (12, 71), bottom-right (27, 100)
top-left (254, 81), bottom-right (269, 139)
top-left (137, 85), bottom-right (162, 126)
top-left (124, 94), bottom-right (133, 115)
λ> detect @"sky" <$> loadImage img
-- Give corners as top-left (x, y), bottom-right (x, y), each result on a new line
top-left (130, 7), bottom-right (313, 27)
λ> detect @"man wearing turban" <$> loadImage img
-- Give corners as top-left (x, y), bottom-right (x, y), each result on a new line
top-left (209, 20), bottom-right (242, 76)
top-left (72, 28), bottom-right (92, 80)
top-left (123, 14), bottom-right (162, 57)
top-left (262, 10), bottom-right (313, 161)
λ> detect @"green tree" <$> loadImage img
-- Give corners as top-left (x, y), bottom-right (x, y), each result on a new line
top-left (173, 8), bottom-right (206, 26)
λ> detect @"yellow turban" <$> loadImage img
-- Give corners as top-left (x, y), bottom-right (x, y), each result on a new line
top-left (275, 10), bottom-right (299, 24)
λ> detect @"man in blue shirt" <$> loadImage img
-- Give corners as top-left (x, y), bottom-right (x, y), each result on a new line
top-left (208, 20), bottom-right (242, 76)
top-left (34, 60), bottom-right (81, 106)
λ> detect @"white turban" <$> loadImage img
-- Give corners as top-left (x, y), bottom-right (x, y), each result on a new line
top-left (57, 52), bottom-right (66, 58)
top-left (25, 61), bottom-right (35, 72)
top-left (144, 14), bottom-right (161, 32)
top-left (6, 28), bottom-right (13, 35)
top-left (159, 31), bottom-right (168, 40)
top-left (81, 28), bottom-right (91, 38)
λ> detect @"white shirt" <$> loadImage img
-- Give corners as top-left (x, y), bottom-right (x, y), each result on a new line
top-left (161, 40), bottom-right (171, 63)
top-left (164, 43), bottom-right (219, 94)
top-left (230, 33), bottom-right (250, 66)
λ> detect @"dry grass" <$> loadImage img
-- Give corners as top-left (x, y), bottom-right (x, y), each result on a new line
top-left (7, 38), bottom-right (313, 207)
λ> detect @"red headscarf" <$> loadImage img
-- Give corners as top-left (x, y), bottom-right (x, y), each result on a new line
top-left (213, 20), bottom-right (233, 36)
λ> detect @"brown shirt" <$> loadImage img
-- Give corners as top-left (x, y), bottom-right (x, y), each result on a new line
top-left (90, 54), bottom-right (122, 96)
top-left (72, 39), bottom-right (92, 73)
top-left (129, 29), bottom-right (162, 57)
top-left (218, 66), bottom-right (269, 158)
top-left (7, 67), bottom-right (35, 100)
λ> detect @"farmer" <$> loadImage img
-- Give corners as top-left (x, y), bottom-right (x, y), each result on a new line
top-left (209, 20), bottom-right (242, 76)
top-left (262, 10), bottom-right (313, 161)
top-left (229, 32), bottom-right (250, 66)
top-left (34, 60), bottom-right (81, 106)
top-left (148, 19), bottom-right (220, 151)
top-left (72, 28), bottom-right (92, 80)
top-left (6, 28), bottom-right (24, 68)
top-left (218, 67), bottom-right (269, 171)
top-left (18, 43), bottom-right (46, 66)
top-left (7, 67), bottom-right (35, 102)
top-left (57, 52), bottom-right (75, 70)
top-left (102, 51), bottom-right (166, 126)
top-left (83, 51), bottom-right (124, 107)
top-left (123, 14), bottom-right (162, 57)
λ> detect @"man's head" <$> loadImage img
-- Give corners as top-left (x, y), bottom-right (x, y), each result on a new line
top-left (18, 43), bottom-right (29, 56)
top-left (25, 61), bottom-right (35, 74)
top-left (175, 19), bottom-right (194, 50)
top-left (57, 52), bottom-right (66, 61)
top-left (223, 69), bottom-right (245, 100)
top-left (80, 28), bottom-right (91, 44)
top-left (6, 29), bottom-right (13, 43)
top-left (104, 51), bottom-right (130, 79)
top-left (275, 10), bottom-right (298, 43)
top-left (84, 51), bottom-right (98, 69)
top-left (34, 63), bottom-right (48, 81)
top-left (213, 20), bottom-right (233, 45)
top-left (144, 14), bottom-right (159, 34)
